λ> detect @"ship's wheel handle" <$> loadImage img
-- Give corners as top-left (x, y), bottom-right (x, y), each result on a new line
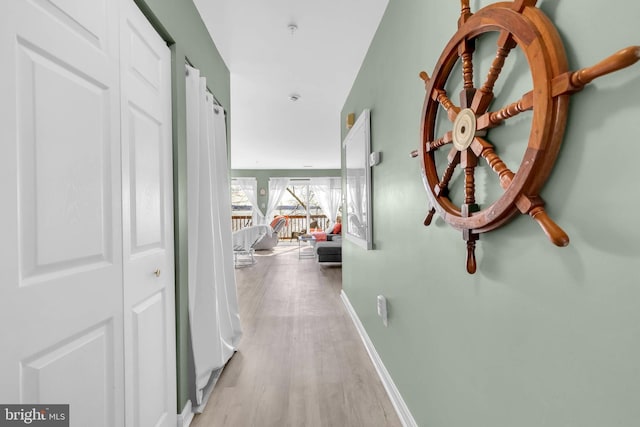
top-left (553, 46), bottom-right (640, 96)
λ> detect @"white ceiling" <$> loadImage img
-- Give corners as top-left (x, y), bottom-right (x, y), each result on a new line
top-left (193, 0), bottom-right (389, 170)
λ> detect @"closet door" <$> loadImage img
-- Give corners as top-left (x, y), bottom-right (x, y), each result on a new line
top-left (120, 1), bottom-right (176, 426)
top-left (0, 1), bottom-right (124, 426)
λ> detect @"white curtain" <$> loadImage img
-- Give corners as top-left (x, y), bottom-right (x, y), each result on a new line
top-left (310, 177), bottom-right (342, 226)
top-left (185, 64), bottom-right (242, 407)
top-left (233, 177), bottom-right (263, 225)
top-left (264, 177), bottom-right (290, 223)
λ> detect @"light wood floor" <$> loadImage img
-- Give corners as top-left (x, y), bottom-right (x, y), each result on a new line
top-left (190, 244), bottom-right (402, 427)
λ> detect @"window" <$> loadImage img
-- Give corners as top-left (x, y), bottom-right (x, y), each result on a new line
top-left (230, 184), bottom-right (252, 213)
top-left (273, 182), bottom-right (330, 234)
top-left (230, 183), bottom-right (254, 230)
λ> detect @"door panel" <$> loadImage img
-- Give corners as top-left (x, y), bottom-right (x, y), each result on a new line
top-left (120, 1), bottom-right (176, 426)
top-left (17, 39), bottom-right (113, 279)
top-left (0, 1), bottom-right (124, 426)
top-left (21, 322), bottom-right (116, 427)
top-left (34, 0), bottom-right (109, 49)
top-left (132, 291), bottom-right (169, 427)
top-left (129, 105), bottom-right (164, 251)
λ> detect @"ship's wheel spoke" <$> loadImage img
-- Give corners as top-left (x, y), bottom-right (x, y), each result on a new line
top-left (459, 38), bottom-right (476, 108)
top-left (476, 90), bottom-right (534, 130)
top-left (458, 1), bottom-right (475, 108)
top-left (464, 166), bottom-right (475, 206)
top-left (433, 147), bottom-right (461, 198)
top-left (434, 88), bottom-right (460, 122)
top-left (419, 71), bottom-right (460, 121)
top-left (424, 147), bottom-right (460, 227)
top-left (426, 131), bottom-right (453, 152)
top-left (470, 137), bottom-right (514, 189)
top-left (471, 31), bottom-right (517, 114)
top-left (461, 150), bottom-right (478, 211)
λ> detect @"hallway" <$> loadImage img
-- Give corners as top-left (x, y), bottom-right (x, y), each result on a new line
top-left (191, 245), bottom-right (401, 426)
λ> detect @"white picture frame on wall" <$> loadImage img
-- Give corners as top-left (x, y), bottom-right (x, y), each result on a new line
top-left (343, 109), bottom-right (372, 250)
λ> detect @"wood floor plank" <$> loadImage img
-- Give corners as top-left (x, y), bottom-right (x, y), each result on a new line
top-left (190, 244), bottom-right (402, 427)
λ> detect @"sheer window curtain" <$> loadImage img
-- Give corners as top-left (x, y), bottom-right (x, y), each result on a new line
top-left (233, 177), bottom-right (263, 225)
top-left (265, 178), bottom-right (290, 224)
top-left (309, 177), bottom-right (342, 227)
top-left (185, 64), bottom-right (242, 409)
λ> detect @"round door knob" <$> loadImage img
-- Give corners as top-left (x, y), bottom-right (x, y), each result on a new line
top-left (154, 269), bottom-right (161, 277)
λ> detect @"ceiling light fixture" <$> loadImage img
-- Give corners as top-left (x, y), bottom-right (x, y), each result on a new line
top-left (287, 24), bottom-right (300, 103)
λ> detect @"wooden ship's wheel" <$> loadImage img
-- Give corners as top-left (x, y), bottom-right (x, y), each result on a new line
top-left (412, 0), bottom-right (640, 274)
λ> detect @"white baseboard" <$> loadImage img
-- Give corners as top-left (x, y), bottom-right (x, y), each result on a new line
top-left (177, 399), bottom-right (195, 427)
top-left (340, 290), bottom-right (418, 427)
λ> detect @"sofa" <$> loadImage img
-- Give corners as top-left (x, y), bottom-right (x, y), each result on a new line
top-left (314, 234), bottom-right (342, 264)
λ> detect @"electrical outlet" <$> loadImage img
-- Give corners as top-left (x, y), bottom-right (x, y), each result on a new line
top-left (377, 295), bottom-right (388, 327)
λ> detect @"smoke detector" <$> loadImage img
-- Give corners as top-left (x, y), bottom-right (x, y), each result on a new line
top-left (288, 23), bottom-right (298, 34)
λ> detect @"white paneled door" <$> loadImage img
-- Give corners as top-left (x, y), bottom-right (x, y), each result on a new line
top-left (120, 1), bottom-right (176, 427)
top-left (0, 1), bottom-right (176, 426)
top-left (0, 0), bottom-right (125, 426)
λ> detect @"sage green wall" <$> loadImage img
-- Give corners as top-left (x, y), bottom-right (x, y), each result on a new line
top-left (133, 0), bottom-right (230, 410)
top-left (232, 169), bottom-right (340, 216)
top-left (342, 1), bottom-right (640, 426)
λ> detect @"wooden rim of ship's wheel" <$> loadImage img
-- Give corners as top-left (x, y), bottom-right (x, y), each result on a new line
top-left (413, 0), bottom-right (640, 274)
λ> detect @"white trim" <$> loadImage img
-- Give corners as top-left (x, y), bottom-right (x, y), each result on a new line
top-left (177, 399), bottom-right (195, 427)
top-left (176, 366), bottom-right (225, 426)
top-left (340, 290), bottom-right (418, 427)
